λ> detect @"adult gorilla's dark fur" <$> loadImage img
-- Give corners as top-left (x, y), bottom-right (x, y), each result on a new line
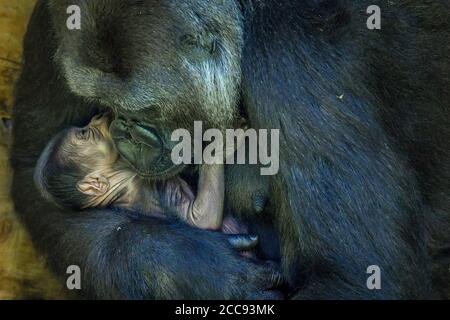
top-left (11, 0), bottom-right (450, 299)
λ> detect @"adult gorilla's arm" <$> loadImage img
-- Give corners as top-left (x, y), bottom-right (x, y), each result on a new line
top-left (13, 169), bottom-right (279, 299)
top-left (241, 1), bottom-right (431, 298)
top-left (12, 168), bottom-right (278, 299)
top-left (10, 1), bottom-right (280, 299)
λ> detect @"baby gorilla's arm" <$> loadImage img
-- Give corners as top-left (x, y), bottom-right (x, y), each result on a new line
top-left (184, 122), bottom-right (247, 230)
top-left (186, 164), bottom-right (224, 230)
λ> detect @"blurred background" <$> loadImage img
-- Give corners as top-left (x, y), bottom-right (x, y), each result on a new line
top-left (0, 0), bottom-right (66, 299)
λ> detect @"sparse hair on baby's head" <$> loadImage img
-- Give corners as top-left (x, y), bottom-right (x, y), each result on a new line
top-left (34, 128), bottom-right (92, 210)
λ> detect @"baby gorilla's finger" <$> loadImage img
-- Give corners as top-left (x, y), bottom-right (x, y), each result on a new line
top-left (227, 234), bottom-right (259, 251)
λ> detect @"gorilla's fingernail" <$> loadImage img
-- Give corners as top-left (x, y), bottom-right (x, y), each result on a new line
top-left (272, 272), bottom-right (283, 287)
top-left (254, 195), bottom-right (266, 213)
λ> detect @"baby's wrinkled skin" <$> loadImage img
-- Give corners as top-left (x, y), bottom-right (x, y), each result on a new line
top-left (159, 165), bottom-right (224, 230)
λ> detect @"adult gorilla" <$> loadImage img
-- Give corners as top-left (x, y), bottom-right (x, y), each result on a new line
top-left (11, 0), bottom-right (450, 299)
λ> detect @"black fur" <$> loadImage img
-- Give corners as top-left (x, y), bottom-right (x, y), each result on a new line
top-left (224, 163), bottom-right (279, 262)
top-left (11, 0), bottom-right (281, 299)
top-left (11, 0), bottom-right (450, 299)
top-left (239, 0), bottom-right (450, 298)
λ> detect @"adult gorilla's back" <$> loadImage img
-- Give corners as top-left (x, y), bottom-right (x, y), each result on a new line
top-left (11, 0), bottom-right (450, 299)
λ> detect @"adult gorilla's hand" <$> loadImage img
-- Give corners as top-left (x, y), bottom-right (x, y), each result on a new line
top-left (84, 212), bottom-right (284, 299)
top-left (110, 117), bottom-right (180, 178)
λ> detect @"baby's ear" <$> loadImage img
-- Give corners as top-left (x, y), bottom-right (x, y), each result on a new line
top-left (76, 174), bottom-right (110, 196)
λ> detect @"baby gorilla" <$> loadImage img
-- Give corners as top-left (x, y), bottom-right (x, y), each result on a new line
top-left (34, 114), bottom-right (256, 248)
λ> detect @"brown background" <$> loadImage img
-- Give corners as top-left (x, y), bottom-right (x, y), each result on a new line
top-left (0, 0), bottom-right (66, 299)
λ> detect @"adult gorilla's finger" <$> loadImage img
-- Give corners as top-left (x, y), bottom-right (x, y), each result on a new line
top-left (227, 234), bottom-right (259, 251)
top-left (253, 261), bottom-right (285, 289)
top-left (253, 194), bottom-right (267, 213)
top-left (130, 123), bottom-right (161, 148)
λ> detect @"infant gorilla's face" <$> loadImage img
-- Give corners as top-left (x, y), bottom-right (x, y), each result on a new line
top-left (66, 114), bottom-right (118, 169)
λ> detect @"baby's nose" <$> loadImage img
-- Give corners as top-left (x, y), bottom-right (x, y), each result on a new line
top-left (91, 112), bottom-right (113, 127)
